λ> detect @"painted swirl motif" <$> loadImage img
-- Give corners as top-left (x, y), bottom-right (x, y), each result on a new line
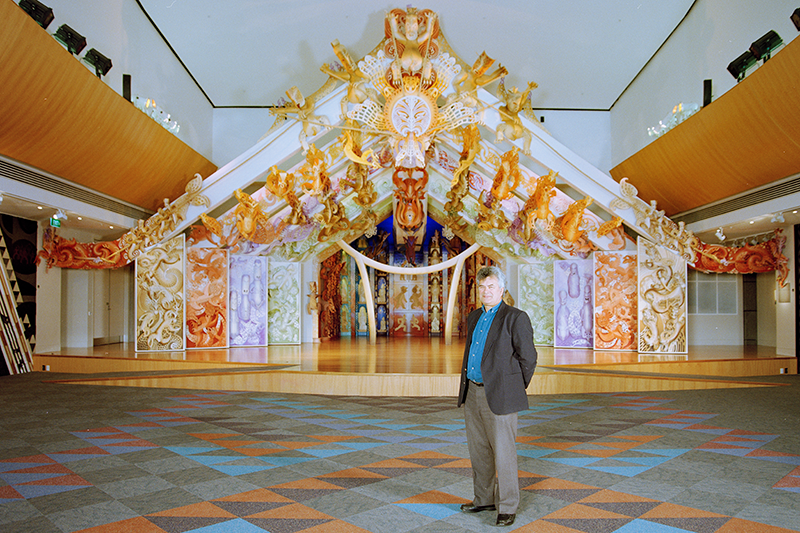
top-left (519, 262), bottom-right (554, 346)
top-left (594, 251), bottom-right (637, 350)
top-left (186, 248), bottom-right (228, 348)
top-left (638, 239), bottom-right (686, 353)
top-left (136, 236), bottom-right (184, 351)
top-left (695, 230), bottom-right (788, 286)
top-left (268, 262), bottom-right (301, 344)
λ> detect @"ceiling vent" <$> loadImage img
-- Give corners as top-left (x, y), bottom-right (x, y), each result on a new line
top-left (0, 157), bottom-right (151, 220)
top-left (672, 173), bottom-right (800, 225)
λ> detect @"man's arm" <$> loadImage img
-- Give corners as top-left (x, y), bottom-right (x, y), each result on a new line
top-left (512, 311), bottom-right (537, 387)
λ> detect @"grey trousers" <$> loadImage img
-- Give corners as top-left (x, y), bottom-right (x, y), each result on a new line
top-left (464, 384), bottom-right (520, 514)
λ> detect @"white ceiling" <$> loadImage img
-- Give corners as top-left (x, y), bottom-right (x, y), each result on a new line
top-left (138, 0), bottom-right (695, 110)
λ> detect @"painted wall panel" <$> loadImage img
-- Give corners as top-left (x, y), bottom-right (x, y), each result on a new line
top-left (638, 239), bottom-right (687, 353)
top-left (185, 248), bottom-right (227, 348)
top-left (229, 256), bottom-right (268, 346)
top-left (135, 235), bottom-right (185, 351)
top-left (553, 259), bottom-right (593, 348)
top-left (519, 262), bottom-right (554, 346)
top-left (594, 251), bottom-right (638, 351)
top-left (268, 262), bottom-right (301, 344)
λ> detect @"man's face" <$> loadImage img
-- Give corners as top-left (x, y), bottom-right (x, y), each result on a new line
top-left (478, 275), bottom-right (504, 309)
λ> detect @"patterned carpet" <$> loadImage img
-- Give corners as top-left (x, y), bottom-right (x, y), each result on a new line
top-left (1, 372), bottom-right (799, 532)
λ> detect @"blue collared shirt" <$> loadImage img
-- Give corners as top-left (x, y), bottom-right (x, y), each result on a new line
top-left (466, 303), bottom-right (500, 383)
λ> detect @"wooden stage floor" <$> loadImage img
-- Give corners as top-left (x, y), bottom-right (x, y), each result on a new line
top-left (33, 339), bottom-right (797, 397)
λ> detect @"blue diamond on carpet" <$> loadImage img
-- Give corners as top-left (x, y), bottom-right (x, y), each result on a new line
top-left (396, 503), bottom-right (462, 519)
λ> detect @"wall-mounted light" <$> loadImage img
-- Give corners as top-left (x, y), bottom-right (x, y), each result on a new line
top-left (727, 50), bottom-right (757, 81)
top-left (53, 24), bottom-right (86, 55)
top-left (750, 30), bottom-right (783, 61)
top-left (83, 48), bottom-right (112, 78)
top-left (53, 209), bottom-right (68, 220)
top-left (771, 212), bottom-right (785, 223)
top-left (715, 227), bottom-right (726, 241)
top-left (18, 0), bottom-right (54, 29)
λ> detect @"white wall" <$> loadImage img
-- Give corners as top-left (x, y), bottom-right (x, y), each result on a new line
top-left (536, 110), bottom-right (613, 173)
top-left (35, 222), bottom-right (61, 353)
top-left (757, 271), bottom-right (778, 348)
top-left (42, 0), bottom-right (214, 160)
top-left (776, 232), bottom-right (796, 356)
top-left (212, 108), bottom-right (278, 168)
top-left (687, 274), bottom-right (744, 345)
top-left (610, 0), bottom-right (799, 167)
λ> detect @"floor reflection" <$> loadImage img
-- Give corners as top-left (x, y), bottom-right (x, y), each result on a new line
top-left (40, 339), bottom-right (782, 376)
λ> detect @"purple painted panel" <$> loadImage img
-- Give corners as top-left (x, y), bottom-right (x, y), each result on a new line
top-left (553, 259), bottom-right (593, 348)
top-left (229, 255), bottom-right (267, 346)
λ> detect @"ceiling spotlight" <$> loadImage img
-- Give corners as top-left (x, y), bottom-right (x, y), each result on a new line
top-left (771, 212), bottom-right (785, 223)
top-left (0, 192), bottom-right (4, 205)
top-left (53, 24), bottom-right (86, 55)
top-left (54, 209), bottom-right (68, 220)
top-left (715, 227), bottom-right (726, 241)
top-left (750, 30), bottom-right (783, 61)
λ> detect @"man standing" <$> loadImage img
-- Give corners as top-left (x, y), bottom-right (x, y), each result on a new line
top-left (457, 266), bottom-right (537, 527)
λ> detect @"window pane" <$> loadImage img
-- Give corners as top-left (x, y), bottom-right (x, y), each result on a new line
top-left (697, 283), bottom-right (717, 313)
top-left (717, 283), bottom-right (737, 314)
top-left (687, 282), bottom-right (697, 314)
top-left (697, 271), bottom-right (716, 283)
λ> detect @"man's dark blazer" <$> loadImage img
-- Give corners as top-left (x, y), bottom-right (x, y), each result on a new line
top-left (457, 301), bottom-right (538, 415)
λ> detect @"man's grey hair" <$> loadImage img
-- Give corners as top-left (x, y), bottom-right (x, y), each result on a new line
top-left (476, 266), bottom-right (506, 289)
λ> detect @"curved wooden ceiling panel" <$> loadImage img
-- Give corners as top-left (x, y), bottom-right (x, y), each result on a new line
top-left (611, 37), bottom-right (800, 217)
top-left (0, 1), bottom-right (217, 212)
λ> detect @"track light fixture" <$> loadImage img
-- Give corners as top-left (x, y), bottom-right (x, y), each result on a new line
top-left (771, 212), bottom-right (785, 223)
top-left (715, 228), bottom-right (726, 242)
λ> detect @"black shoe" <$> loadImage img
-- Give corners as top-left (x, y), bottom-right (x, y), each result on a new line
top-left (460, 502), bottom-right (496, 513)
top-left (496, 513), bottom-right (516, 526)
